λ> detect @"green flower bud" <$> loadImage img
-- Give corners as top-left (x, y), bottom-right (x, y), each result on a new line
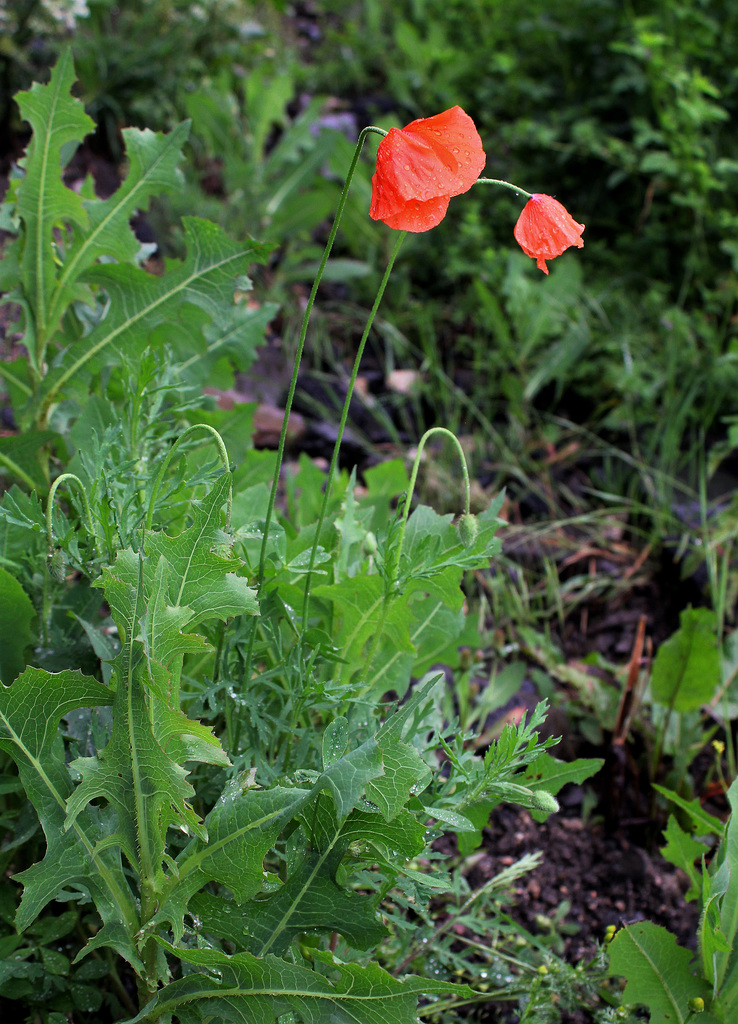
top-left (531, 790), bottom-right (560, 815)
top-left (688, 997), bottom-right (704, 1013)
top-left (49, 548), bottom-right (67, 583)
top-left (363, 531), bottom-right (378, 556)
top-left (458, 513), bottom-right (478, 548)
top-left (537, 965), bottom-right (548, 976)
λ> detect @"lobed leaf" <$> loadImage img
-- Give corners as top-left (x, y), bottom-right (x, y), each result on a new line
top-left (608, 921), bottom-right (716, 1024)
top-left (127, 942), bottom-right (470, 1024)
top-left (0, 667), bottom-right (140, 967)
top-left (0, 567), bottom-right (35, 684)
top-left (14, 48), bottom-right (95, 350)
top-left (37, 218), bottom-right (273, 410)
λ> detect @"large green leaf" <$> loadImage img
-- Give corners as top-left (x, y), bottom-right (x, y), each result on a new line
top-left (100, 475), bottom-right (257, 642)
top-left (651, 607), bottom-right (721, 711)
top-left (154, 782), bottom-right (309, 942)
top-left (608, 922), bottom-right (716, 1024)
top-left (46, 121), bottom-right (192, 334)
top-left (0, 567), bottom-right (35, 683)
top-left (128, 943), bottom-right (469, 1024)
top-left (0, 667), bottom-right (140, 967)
top-left (37, 218), bottom-right (273, 409)
top-left (243, 849), bottom-right (389, 956)
top-left (14, 48), bottom-right (94, 350)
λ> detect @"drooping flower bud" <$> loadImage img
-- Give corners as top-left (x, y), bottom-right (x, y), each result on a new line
top-left (531, 790), bottom-right (560, 815)
top-left (458, 513), bottom-right (478, 548)
top-left (49, 548), bottom-right (67, 583)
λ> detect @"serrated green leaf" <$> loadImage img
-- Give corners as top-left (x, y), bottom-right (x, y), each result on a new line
top-left (170, 300), bottom-right (279, 385)
top-left (0, 567), bottom-right (34, 683)
top-left (14, 48), bottom-right (95, 350)
top-left (38, 218), bottom-right (273, 408)
top-left (367, 739), bottom-right (430, 820)
top-left (244, 851), bottom-right (388, 956)
top-left (46, 122), bottom-right (192, 336)
top-left (64, 665), bottom-right (205, 884)
top-left (154, 781), bottom-right (309, 942)
top-left (0, 667), bottom-right (140, 967)
top-left (130, 943), bottom-right (471, 1024)
top-left (340, 807), bottom-right (426, 859)
top-left (651, 607), bottom-right (721, 712)
top-left (608, 921), bottom-right (715, 1023)
top-left (652, 784), bottom-right (725, 837)
top-left (99, 476), bottom-right (257, 647)
top-left (660, 816), bottom-right (707, 901)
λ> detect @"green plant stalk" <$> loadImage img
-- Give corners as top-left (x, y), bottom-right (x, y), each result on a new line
top-left (360, 426), bottom-right (472, 690)
top-left (233, 125), bottom-right (386, 750)
top-left (46, 472), bottom-right (98, 553)
top-left (475, 177), bottom-right (532, 199)
top-left (145, 423), bottom-right (231, 531)
top-left (299, 230), bottom-right (406, 631)
top-left (255, 124), bottom-right (387, 587)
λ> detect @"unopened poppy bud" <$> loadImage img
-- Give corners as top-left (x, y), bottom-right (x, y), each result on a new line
top-left (531, 790), bottom-right (559, 814)
top-left (458, 513), bottom-right (478, 548)
top-left (49, 548), bottom-right (67, 583)
top-left (688, 997), bottom-right (704, 1013)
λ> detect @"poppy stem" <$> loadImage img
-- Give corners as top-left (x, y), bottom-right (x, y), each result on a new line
top-left (359, 426), bottom-right (472, 700)
top-left (476, 177), bottom-right (532, 199)
top-left (255, 124), bottom-right (387, 588)
top-left (391, 427), bottom-right (472, 589)
top-left (300, 230), bottom-right (406, 633)
top-left (232, 125), bottom-right (388, 754)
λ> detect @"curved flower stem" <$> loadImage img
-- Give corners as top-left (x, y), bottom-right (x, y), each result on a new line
top-left (475, 177), bottom-right (532, 199)
top-left (393, 425), bottom-right (472, 575)
top-left (46, 472), bottom-right (98, 555)
top-left (145, 423), bottom-right (231, 532)
top-left (360, 426), bottom-right (472, 692)
top-left (300, 230), bottom-right (406, 633)
top-left (232, 125), bottom-right (387, 755)
top-left (256, 124), bottom-right (388, 587)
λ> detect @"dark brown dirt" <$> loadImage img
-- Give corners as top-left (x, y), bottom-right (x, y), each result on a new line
top-left (475, 804), bottom-right (699, 962)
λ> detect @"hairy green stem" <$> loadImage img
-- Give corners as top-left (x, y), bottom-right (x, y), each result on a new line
top-left (232, 126), bottom-right (387, 752)
top-left (46, 472), bottom-right (97, 553)
top-left (145, 423), bottom-right (231, 532)
top-left (475, 177), bottom-right (532, 199)
top-left (256, 124), bottom-right (387, 587)
top-left (300, 230), bottom-right (406, 631)
top-left (360, 426), bottom-right (472, 689)
top-left (393, 426), bottom-right (472, 576)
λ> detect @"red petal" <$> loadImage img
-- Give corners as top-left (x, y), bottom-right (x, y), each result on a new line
top-left (402, 106), bottom-right (486, 197)
top-left (514, 194), bottom-right (584, 272)
top-left (370, 106), bottom-right (486, 230)
top-left (378, 194), bottom-right (450, 233)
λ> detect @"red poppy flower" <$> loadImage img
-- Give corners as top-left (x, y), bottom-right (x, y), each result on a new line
top-left (370, 106), bottom-right (486, 232)
top-left (514, 194), bottom-right (585, 274)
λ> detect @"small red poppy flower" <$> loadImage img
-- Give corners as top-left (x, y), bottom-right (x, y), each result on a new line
top-left (514, 194), bottom-right (585, 274)
top-left (370, 106), bottom-right (486, 232)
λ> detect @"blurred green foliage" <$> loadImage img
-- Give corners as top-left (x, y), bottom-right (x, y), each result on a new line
top-left (4, 0), bottom-right (738, 512)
